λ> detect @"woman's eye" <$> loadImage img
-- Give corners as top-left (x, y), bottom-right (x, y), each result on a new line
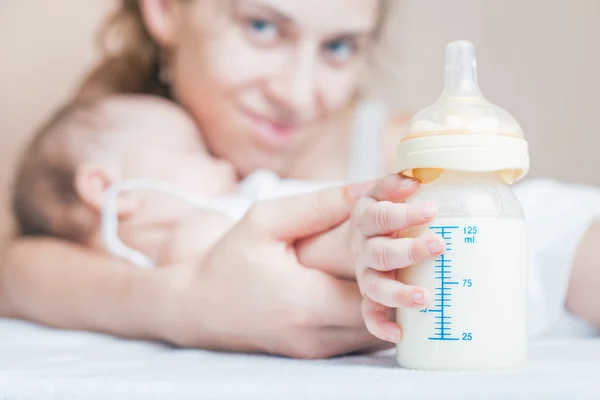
top-left (324, 39), bottom-right (356, 65)
top-left (246, 18), bottom-right (279, 44)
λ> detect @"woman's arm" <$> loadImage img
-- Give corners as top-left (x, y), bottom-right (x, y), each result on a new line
top-left (0, 182), bottom-right (387, 358)
top-left (0, 238), bottom-right (176, 341)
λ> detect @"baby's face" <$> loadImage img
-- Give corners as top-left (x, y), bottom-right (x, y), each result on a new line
top-left (115, 100), bottom-right (238, 198)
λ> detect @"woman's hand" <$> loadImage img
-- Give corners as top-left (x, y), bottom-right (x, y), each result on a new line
top-left (163, 181), bottom-right (388, 359)
top-left (350, 174), bottom-right (445, 343)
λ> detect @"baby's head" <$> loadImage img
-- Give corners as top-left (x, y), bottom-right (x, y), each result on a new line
top-left (13, 94), bottom-right (237, 243)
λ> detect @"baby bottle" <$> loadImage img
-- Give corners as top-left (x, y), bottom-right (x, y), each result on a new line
top-left (395, 40), bottom-right (530, 370)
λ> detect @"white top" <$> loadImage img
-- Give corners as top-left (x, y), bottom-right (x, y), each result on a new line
top-left (347, 100), bottom-right (390, 181)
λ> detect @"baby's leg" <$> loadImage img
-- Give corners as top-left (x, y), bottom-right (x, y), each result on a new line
top-left (515, 179), bottom-right (600, 337)
top-left (567, 220), bottom-right (600, 327)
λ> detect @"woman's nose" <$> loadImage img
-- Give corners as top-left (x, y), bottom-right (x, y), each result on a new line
top-left (265, 43), bottom-right (317, 116)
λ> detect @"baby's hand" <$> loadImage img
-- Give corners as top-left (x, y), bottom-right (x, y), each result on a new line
top-left (350, 174), bottom-right (445, 343)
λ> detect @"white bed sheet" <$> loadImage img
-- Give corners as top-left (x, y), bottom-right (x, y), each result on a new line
top-left (0, 318), bottom-right (599, 399)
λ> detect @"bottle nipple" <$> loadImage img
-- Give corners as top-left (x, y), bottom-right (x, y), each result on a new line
top-left (439, 40), bottom-right (484, 101)
top-left (396, 40), bottom-right (529, 185)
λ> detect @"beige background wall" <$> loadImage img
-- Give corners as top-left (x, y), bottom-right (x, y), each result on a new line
top-left (1, 0), bottom-right (599, 240)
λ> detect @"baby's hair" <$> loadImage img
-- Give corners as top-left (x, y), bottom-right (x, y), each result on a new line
top-left (12, 99), bottom-right (113, 242)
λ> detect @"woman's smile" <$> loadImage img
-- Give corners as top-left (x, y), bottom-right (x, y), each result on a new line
top-left (239, 105), bottom-right (297, 149)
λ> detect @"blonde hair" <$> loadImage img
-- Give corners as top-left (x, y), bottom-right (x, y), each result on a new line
top-left (77, 0), bottom-right (393, 101)
top-left (76, 0), bottom-right (170, 101)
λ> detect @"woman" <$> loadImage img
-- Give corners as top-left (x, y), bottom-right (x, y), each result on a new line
top-left (2, 0), bottom-right (598, 358)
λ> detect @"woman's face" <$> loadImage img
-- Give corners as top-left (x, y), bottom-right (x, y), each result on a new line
top-left (155, 0), bottom-right (381, 176)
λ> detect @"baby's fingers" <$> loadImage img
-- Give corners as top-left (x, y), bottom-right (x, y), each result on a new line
top-left (359, 201), bottom-right (438, 238)
top-left (359, 268), bottom-right (430, 309)
top-left (362, 234), bottom-right (445, 272)
top-left (361, 296), bottom-right (402, 343)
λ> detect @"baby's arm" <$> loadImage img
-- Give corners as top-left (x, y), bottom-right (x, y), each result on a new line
top-left (158, 209), bottom-right (234, 265)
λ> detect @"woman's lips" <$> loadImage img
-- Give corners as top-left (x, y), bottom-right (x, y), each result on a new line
top-left (241, 108), bottom-right (295, 149)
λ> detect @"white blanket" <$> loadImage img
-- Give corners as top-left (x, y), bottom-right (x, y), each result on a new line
top-left (0, 318), bottom-right (599, 399)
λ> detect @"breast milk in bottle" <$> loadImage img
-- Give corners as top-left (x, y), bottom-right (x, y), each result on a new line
top-left (395, 41), bottom-right (530, 370)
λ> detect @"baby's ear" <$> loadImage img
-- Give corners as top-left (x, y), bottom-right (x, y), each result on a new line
top-left (74, 164), bottom-right (139, 219)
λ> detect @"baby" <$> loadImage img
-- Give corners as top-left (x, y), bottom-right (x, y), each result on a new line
top-left (13, 94), bottom-right (335, 266)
